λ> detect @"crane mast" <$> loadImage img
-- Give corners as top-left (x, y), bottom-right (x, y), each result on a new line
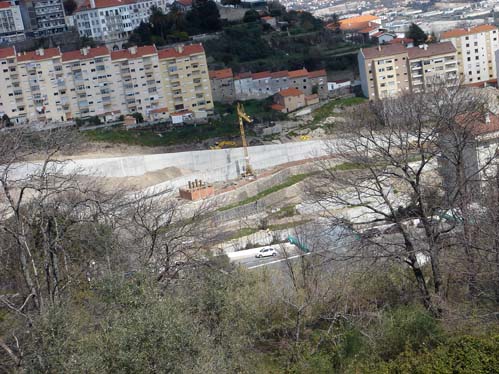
top-left (236, 102), bottom-right (253, 177)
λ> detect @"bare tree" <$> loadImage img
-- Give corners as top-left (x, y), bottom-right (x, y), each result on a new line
top-left (309, 83), bottom-right (495, 315)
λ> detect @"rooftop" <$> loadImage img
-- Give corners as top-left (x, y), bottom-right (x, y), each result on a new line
top-left (17, 48), bottom-right (61, 62)
top-left (0, 46), bottom-right (15, 59)
top-left (61, 46), bottom-right (109, 62)
top-left (361, 44), bottom-right (407, 59)
top-left (278, 88), bottom-right (304, 97)
top-left (407, 42), bottom-right (456, 59)
top-left (209, 68), bottom-right (233, 80)
top-left (158, 44), bottom-right (204, 59)
top-left (441, 24), bottom-right (497, 39)
top-left (111, 45), bottom-right (157, 60)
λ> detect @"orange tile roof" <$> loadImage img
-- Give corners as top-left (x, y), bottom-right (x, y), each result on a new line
top-left (111, 45), bottom-right (157, 60)
top-left (209, 68), bottom-right (233, 80)
top-left (0, 2), bottom-right (12, 8)
top-left (359, 26), bottom-right (379, 34)
top-left (271, 103), bottom-right (285, 111)
top-left (158, 43), bottom-right (204, 59)
top-left (0, 46), bottom-right (15, 59)
top-left (235, 72), bottom-right (251, 79)
top-left (308, 69), bottom-right (326, 78)
top-left (335, 14), bottom-right (380, 31)
top-left (278, 88), bottom-right (304, 97)
top-left (17, 48), bottom-right (61, 62)
top-left (251, 71), bottom-right (271, 80)
top-left (441, 24), bottom-right (497, 39)
top-left (288, 68), bottom-right (309, 78)
top-left (271, 70), bottom-right (288, 78)
top-left (61, 46), bottom-right (109, 62)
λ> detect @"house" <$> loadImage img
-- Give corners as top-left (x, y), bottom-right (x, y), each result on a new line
top-left (327, 14), bottom-right (381, 33)
top-left (261, 16), bottom-right (277, 28)
top-left (439, 111), bottom-right (499, 196)
top-left (173, 0), bottom-right (192, 12)
top-left (272, 88), bottom-right (306, 113)
top-left (209, 68), bottom-right (235, 103)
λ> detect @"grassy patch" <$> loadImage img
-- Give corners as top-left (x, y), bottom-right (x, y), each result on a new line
top-left (219, 173), bottom-right (311, 211)
top-left (311, 97), bottom-right (366, 125)
top-left (85, 121), bottom-right (242, 147)
top-left (268, 219), bottom-right (311, 231)
top-left (333, 162), bottom-right (367, 171)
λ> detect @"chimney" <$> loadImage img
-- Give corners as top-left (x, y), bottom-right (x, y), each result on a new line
top-left (377, 45), bottom-right (381, 51)
top-left (89, 0), bottom-right (95, 8)
top-left (176, 45), bottom-right (184, 54)
top-left (36, 48), bottom-right (44, 56)
top-left (129, 46), bottom-right (137, 55)
top-left (81, 46), bottom-right (89, 56)
top-left (424, 44), bottom-right (428, 50)
top-left (486, 112), bottom-right (491, 124)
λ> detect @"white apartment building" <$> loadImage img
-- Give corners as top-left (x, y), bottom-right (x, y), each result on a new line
top-left (441, 25), bottom-right (499, 85)
top-left (61, 46), bottom-right (122, 120)
top-left (0, 43), bottom-right (213, 124)
top-left (0, 1), bottom-right (25, 42)
top-left (110, 45), bottom-right (166, 117)
top-left (70, 0), bottom-right (173, 49)
top-left (158, 43), bottom-right (214, 116)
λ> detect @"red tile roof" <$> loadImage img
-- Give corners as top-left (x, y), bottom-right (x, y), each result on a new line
top-left (288, 68), bottom-right (309, 78)
top-left (308, 69), bottom-right (326, 79)
top-left (235, 72), bottom-right (251, 79)
top-left (271, 70), bottom-right (289, 78)
top-left (330, 14), bottom-right (380, 31)
top-left (359, 26), bottom-right (379, 34)
top-left (361, 44), bottom-right (407, 59)
top-left (175, 0), bottom-right (192, 6)
top-left (388, 37), bottom-right (414, 44)
top-left (209, 68), bottom-right (233, 80)
top-left (17, 48), bottom-right (61, 62)
top-left (407, 42), bottom-right (455, 59)
top-left (158, 43), bottom-right (204, 59)
top-left (441, 24), bottom-right (497, 39)
top-left (251, 71), bottom-right (271, 80)
top-left (0, 2), bottom-right (12, 8)
top-left (61, 46), bottom-right (109, 62)
top-left (0, 46), bottom-right (15, 59)
top-left (271, 103), bottom-right (285, 111)
top-left (111, 45), bottom-right (157, 60)
top-left (278, 88), bottom-right (304, 97)
top-left (77, 0), bottom-right (134, 11)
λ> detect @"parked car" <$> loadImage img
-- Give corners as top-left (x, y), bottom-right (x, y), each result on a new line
top-left (255, 247), bottom-right (278, 258)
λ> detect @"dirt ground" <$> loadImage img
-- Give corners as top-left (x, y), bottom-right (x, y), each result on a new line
top-left (76, 166), bottom-right (192, 191)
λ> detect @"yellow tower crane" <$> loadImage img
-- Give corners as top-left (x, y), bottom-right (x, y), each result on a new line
top-left (236, 102), bottom-right (254, 178)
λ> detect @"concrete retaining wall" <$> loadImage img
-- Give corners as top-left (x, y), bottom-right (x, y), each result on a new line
top-left (27, 141), bottom-right (327, 180)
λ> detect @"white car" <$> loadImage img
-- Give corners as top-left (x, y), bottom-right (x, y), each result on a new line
top-left (255, 247), bottom-right (278, 258)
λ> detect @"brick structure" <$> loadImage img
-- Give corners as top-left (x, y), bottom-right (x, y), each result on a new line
top-left (179, 179), bottom-right (214, 201)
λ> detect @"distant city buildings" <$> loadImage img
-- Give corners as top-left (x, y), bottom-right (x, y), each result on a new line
top-left (68, 0), bottom-right (173, 49)
top-left (441, 25), bottom-right (499, 85)
top-left (209, 67), bottom-right (328, 103)
top-left (20, 0), bottom-right (67, 37)
top-left (0, 43), bottom-right (213, 124)
top-left (0, 1), bottom-right (25, 42)
top-left (358, 42), bottom-right (458, 100)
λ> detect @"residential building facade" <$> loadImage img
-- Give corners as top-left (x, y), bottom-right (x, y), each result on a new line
top-left (0, 43), bottom-right (213, 124)
top-left (209, 67), bottom-right (328, 102)
top-left (441, 25), bottom-right (499, 85)
top-left (69, 0), bottom-right (173, 49)
top-left (209, 67), bottom-right (235, 103)
top-left (20, 0), bottom-right (67, 37)
top-left (0, 1), bottom-right (25, 42)
top-left (358, 42), bottom-right (458, 100)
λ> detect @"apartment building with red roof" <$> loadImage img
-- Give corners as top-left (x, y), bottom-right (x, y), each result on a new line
top-left (440, 24), bottom-right (499, 85)
top-left (0, 43), bottom-right (213, 125)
